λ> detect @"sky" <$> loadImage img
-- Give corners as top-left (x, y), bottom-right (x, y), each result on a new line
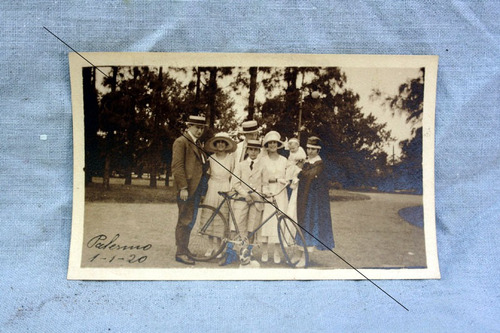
top-left (341, 67), bottom-right (422, 157)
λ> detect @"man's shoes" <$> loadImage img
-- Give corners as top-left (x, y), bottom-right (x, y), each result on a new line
top-left (175, 254), bottom-right (195, 265)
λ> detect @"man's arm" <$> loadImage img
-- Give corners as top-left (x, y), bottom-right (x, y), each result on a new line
top-left (232, 163), bottom-right (247, 196)
top-left (172, 137), bottom-right (188, 191)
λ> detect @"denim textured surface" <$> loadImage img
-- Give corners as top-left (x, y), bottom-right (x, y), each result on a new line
top-left (1, 1), bottom-right (499, 331)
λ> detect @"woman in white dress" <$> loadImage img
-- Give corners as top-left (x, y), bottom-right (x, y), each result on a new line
top-left (200, 132), bottom-right (236, 255)
top-left (258, 131), bottom-right (289, 264)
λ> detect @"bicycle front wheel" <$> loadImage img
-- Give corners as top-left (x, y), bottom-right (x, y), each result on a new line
top-left (277, 217), bottom-right (309, 268)
top-left (188, 204), bottom-right (229, 261)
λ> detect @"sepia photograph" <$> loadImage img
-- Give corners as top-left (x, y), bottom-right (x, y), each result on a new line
top-left (68, 53), bottom-right (439, 280)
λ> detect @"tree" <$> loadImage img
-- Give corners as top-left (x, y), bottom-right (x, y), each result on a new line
top-left (82, 66), bottom-right (101, 185)
top-left (372, 68), bottom-right (425, 192)
top-left (259, 67), bottom-right (392, 188)
top-left (230, 67), bottom-right (276, 122)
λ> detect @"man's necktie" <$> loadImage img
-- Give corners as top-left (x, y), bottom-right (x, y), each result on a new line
top-left (196, 140), bottom-right (206, 164)
top-left (250, 160), bottom-right (254, 170)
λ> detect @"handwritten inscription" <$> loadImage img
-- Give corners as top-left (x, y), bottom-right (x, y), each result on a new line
top-left (86, 234), bottom-right (152, 264)
top-left (87, 234), bottom-right (152, 251)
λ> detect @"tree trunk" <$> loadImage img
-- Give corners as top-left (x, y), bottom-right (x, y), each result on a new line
top-left (194, 67), bottom-right (202, 114)
top-left (102, 66), bottom-right (118, 190)
top-left (124, 67), bottom-right (140, 186)
top-left (149, 165), bottom-right (157, 188)
top-left (83, 67), bottom-right (100, 185)
top-left (103, 149), bottom-right (111, 190)
top-left (164, 167), bottom-right (171, 187)
top-left (207, 67), bottom-right (218, 128)
top-left (149, 66), bottom-right (163, 188)
top-left (247, 67), bottom-right (257, 120)
top-left (284, 67), bottom-right (299, 139)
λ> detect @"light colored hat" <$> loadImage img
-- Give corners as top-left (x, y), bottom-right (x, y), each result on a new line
top-left (205, 132), bottom-right (237, 153)
top-left (263, 131), bottom-right (284, 149)
top-left (239, 120), bottom-right (259, 134)
top-left (306, 136), bottom-right (322, 149)
top-left (246, 139), bottom-right (262, 149)
top-left (186, 115), bottom-right (207, 126)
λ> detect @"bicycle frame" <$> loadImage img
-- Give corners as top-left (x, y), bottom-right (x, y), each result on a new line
top-left (219, 190), bottom-right (284, 246)
top-left (190, 186), bottom-right (309, 267)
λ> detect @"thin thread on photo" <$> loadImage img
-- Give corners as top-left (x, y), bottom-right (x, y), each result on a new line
top-left (46, 27), bottom-right (409, 311)
top-left (43, 27), bottom-right (109, 78)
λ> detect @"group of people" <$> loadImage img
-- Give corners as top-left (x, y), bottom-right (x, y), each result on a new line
top-left (171, 115), bottom-right (335, 267)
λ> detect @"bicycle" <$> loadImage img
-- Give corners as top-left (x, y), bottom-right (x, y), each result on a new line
top-left (187, 185), bottom-right (309, 268)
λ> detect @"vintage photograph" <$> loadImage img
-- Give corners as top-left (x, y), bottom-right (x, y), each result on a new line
top-left (68, 53), bottom-right (439, 280)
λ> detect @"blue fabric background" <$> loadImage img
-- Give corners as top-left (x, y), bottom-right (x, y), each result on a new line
top-left (1, 1), bottom-right (499, 331)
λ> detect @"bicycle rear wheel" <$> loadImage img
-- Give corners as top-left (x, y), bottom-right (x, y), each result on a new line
top-left (277, 217), bottom-right (309, 268)
top-left (188, 204), bottom-right (229, 261)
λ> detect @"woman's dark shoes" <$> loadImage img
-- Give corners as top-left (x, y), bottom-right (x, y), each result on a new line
top-left (175, 254), bottom-right (195, 265)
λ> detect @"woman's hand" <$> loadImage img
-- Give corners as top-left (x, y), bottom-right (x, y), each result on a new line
top-left (278, 178), bottom-right (288, 185)
top-left (245, 194), bottom-right (254, 204)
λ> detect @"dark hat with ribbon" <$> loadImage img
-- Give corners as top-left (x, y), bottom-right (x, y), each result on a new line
top-left (306, 136), bottom-right (322, 149)
top-left (246, 139), bottom-right (262, 149)
top-left (186, 115), bottom-right (207, 126)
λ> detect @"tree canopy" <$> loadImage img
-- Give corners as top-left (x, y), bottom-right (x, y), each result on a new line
top-left (83, 65), bottom-right (414, 191)
top-left (371, 68), bottom-right (424, 193)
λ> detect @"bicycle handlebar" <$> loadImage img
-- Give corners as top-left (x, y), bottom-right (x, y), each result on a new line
top-left (262, 183), bottom-right (290, 198)
top-left (218, 182), bottom-right (290, 203)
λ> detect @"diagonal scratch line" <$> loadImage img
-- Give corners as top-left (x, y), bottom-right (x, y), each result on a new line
top-left (43, 26), bottom-right (409, 311)
top-left (43, 27), bottom-right (109, 78)
top-left (182, 132), bottom-right (409, 311)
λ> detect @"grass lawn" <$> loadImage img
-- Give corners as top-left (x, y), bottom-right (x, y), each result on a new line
top-left (86, 178), bottom-right (370, 203)
top-left (85, 182), bottom-right (178, 203)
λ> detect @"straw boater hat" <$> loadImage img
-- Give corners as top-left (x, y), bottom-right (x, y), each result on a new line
top-left (186, 115), bottom-right (207, 126)
top-left (239, 120), bottom-right (259, 134)
top-left (246, 139), bottom-right (262, 149)
top-left (263, 131), bottom-right (284, 149)
top-left (306, 136), bottom-right (322, 149)
top-left (205, 132), bottom-right (237, 153)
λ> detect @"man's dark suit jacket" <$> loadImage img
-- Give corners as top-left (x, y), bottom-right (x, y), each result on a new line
top-left (172, 133), bottom-right (205, 197)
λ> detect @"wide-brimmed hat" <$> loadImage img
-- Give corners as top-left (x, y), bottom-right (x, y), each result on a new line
top-left (306, 136), bottom-right (322, 149)
top-left (186, 115), bottom-right (207, 126)
top-left (246, 139), bottom-right (262, 149)
top-left (205, 132), bottom-right (237, 153)
top-left (263, 131), bottom-right (284, 149)
top-left (239, 120), bottom-right (259, 134)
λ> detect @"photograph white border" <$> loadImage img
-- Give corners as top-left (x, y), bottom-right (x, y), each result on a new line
top-left (68, 52), bottom-right (439, 280)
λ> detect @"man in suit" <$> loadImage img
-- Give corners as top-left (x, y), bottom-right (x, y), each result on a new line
top-left (231, 139), bottom-right (264, 242)
top-left (171, 115), bottom-right (208, 265)
top-left (234, 120), bottom-right (259, 162)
